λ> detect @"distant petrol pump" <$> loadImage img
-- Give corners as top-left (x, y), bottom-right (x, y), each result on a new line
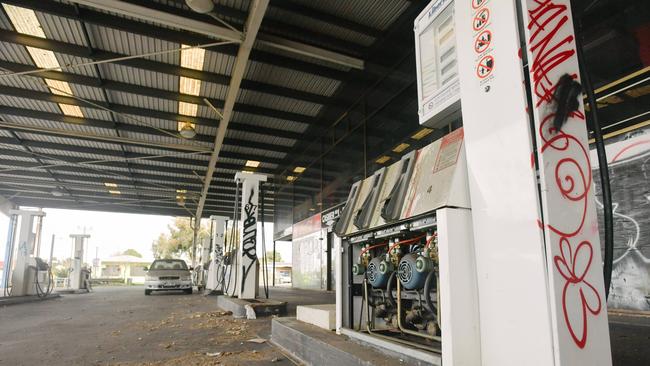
top-left (3, 209), bottom-right (53, 298)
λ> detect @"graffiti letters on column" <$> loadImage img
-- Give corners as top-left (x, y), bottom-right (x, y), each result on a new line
top-left (241, 188), bottom-right (258, 290)
top-left (528, 0), bottom-right (602, 349)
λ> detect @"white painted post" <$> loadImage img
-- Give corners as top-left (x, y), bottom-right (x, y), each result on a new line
top-left (234, 172), bottom-right (267, 299)
top-left (520, 1), bottom-right (612, 363)
top-left (454, 1), bottom-right (557, 364)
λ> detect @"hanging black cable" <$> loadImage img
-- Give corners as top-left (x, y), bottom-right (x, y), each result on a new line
top-left (573, 7), bottom-right (614, 299)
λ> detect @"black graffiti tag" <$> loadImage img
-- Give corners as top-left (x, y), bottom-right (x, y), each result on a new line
top-left (241, 188), bottom-right (258, 289)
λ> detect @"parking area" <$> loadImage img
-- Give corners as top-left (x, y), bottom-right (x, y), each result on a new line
top-left (0, 287), bottom-right (292, 366)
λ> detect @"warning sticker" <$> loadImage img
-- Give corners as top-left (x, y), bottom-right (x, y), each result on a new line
top-left (473, 8), bottom-right (490, 31)
top-left (472, 0), bottom-right (489, 9)
top-left (433, 128), bottom-right (464, 173)
top-left (474, 30), bottom-right (491, 53)
top-left (476, 55), bottom-right (494, 79)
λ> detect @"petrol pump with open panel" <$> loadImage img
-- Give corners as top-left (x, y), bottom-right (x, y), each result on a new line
top-left (336, 0), bottom-right (613, 365)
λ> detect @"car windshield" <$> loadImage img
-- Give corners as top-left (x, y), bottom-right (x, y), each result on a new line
top-left (150, 260), bottom-right (188, 270)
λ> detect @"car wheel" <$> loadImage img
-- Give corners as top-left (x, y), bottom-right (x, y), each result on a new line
top-left (145, 289), bottom-right (152, 296)
top-left (184, 288), bottom-right (193, 295)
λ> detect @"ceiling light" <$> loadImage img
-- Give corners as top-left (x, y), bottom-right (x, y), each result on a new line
top-left (51, 188), bottom-right (65, 197)
top-left (180, 44), bottom-right (206, 71)
top-left (104, 182), bottom-right (118, 188)
top-left (245, 160), bottom-right (260, 168)
top-left (59, 104), bottom-right (84, 117)
top-left (179, 77), bottom-right (202, 96)
top-left (286, 175), bottom-right (296, 182)
top-left (411, 128), bottom-right (433, 140)
top-left (2, 5), bottom-right (46, 38)
top-left (293, 166), bottom-right (306, 173)
top-left (376, 156), bottom-right (391, 164)
top-left (186, 0), bottom-right (215, 14)
top-left (176, 189), bottom-right (187, 193)
top-left (178, 122), bottom-right (197, 139)
top-left (178, 101), bottom-right (198, 116)
top-left (393, 143), bottom-right (410, 153)
top-left (108, 190), bottom-right (121, 195)
top-left (3, 4), bottom-right (87, 120)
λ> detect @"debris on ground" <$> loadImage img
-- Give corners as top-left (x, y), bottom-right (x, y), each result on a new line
top-left (247, 338), bottom-right (267, 344)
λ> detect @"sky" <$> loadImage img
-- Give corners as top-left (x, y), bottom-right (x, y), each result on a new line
top-left (0, 208), bottom-right (291, 266)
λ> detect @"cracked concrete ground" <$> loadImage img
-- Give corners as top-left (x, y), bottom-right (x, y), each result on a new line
top-left (0, 286), bottom-right (648, 365)
top-left (0, 286), bottom-right (293, 366)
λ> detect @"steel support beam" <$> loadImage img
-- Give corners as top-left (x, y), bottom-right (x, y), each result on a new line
top-left (195, 0), bottom-right (270, 221)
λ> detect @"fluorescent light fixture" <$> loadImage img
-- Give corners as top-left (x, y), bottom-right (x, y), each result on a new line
top-left (245, 160), bottom-right (260, 168)
top-left (108, 190), bottom-right (121, 195)
top-left (393, 143), bottom-right (410, 153)
top-left (286, 175), bottom-right (296, 182)
top-left (178, 101), bottom-right (198, 116)
top-left (104, 182), bottom-right (118, 188)
top-left (411, 128), bottom-right (433, 140)
top-left (376, 156), bottom-right (391, 164)
top-left (176, 189), bottom-right (187, 193)
top-left (293, 166), bottom-right (306, 173)
top-left (59, 104), bottom-right (84, 117)
top-left (180, 44), bottom-right (205, 70)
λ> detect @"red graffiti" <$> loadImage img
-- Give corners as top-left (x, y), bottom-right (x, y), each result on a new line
top-left (527, 0), bottom-right (576, 107)
top-left (527, 0), bottom-right (601, 349)
top-left (554, 238), bottom-right (602, 348)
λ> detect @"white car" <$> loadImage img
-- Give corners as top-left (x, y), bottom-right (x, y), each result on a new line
top-left (144, 259), bottom-right (193, 295)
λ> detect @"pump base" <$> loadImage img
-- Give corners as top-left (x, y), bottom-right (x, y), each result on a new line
top-left (215, 295), bottom-right (287, 319)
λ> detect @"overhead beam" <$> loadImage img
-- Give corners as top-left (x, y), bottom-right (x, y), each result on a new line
top-left (68, 0), bottom-right (363, 69)
top-left (196, 0), bottom-right (269, 221)
top-left (0, 133), bottom-right (282, 167)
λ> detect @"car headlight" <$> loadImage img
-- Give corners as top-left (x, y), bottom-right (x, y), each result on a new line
top-left (181, 275), bottom-right (191, 281)
top-left (145, 275), bottom-right (157, 281)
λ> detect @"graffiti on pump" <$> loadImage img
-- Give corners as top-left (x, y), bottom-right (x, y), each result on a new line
top-left (241, 188), bottom-right (258, 288)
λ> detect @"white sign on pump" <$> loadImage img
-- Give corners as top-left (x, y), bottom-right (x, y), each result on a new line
top-left (414, 0), bottom-right (461, 128)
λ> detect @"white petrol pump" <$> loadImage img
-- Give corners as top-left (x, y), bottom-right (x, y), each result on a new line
top-left (205, 215), bottom-right (227, 294)
top-left (206, 172), bottom-right (268, 300)
top-left (4, 209), bottom-right (52, 297)
top-left (68, 234), bottom-right (91, 291)
top-left (336, 0), bottom-right (612, 365)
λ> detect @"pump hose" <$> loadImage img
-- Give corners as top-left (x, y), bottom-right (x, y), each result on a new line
top-left (423, 270), bottom-right (437, 315)
top-left (574, 9), bottom-right (614, 299)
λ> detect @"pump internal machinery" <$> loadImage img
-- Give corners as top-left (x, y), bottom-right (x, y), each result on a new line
top-left (337, 126), bottom-right (469, 352)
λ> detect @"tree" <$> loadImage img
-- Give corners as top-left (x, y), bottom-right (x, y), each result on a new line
top-left (152, 218), bottom-right (210, 259)
top-left (264, 250), bottom-right (282, 263)
top-left (122, 249), bottom-right (142, 258)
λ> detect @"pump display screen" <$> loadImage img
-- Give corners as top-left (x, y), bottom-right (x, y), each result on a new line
top-left (415, 0), bottom-right (460, 128)
top-left (419, 9), bottom-right (456, 100)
